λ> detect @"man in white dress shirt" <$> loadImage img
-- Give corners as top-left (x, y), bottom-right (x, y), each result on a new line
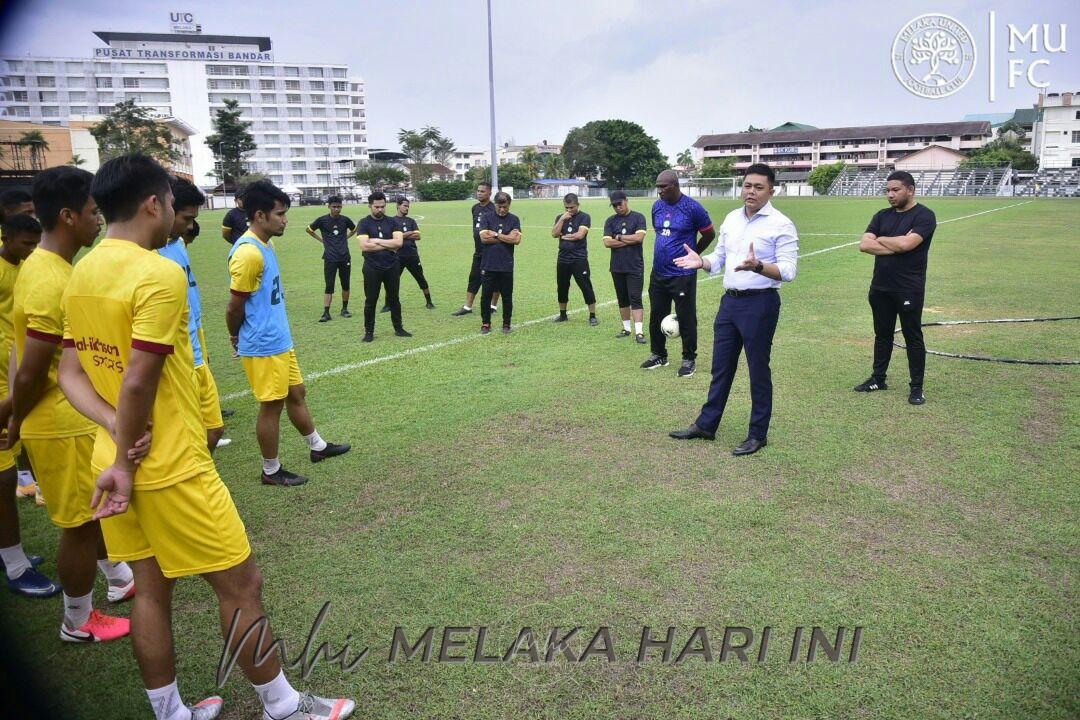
top-left (668, 163), bottom-right (798, 456)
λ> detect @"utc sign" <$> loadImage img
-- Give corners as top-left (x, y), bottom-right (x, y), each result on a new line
top-left (170, 12), bottom-right (201, 34)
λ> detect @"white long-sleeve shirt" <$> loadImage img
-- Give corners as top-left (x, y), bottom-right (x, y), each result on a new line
top-left (702, 201), bottom-right (799, 289)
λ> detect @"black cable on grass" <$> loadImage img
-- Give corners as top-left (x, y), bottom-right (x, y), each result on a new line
top-left (893, 316), bottom-right (1080, 366)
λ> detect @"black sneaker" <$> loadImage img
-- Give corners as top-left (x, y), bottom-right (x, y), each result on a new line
top-left (616, 329), bottom-right (632, 338)
top-left (554, 314), bottom-right (569, 323)
top-left (908, 387), bottom-right (926, 405)
top-left (635, 333), bottom-right (647, 345)
top-left (480, 323), bottom-right (491, 335)
top-left (588, 316), bottom-right (599, 326)
top-left (318, 311), bottom-right (331, 323)
top-left (677, 359), bottom-right (696, 377)
top-left (394, 328), bottom-right (413, 338)
top-left (311, 442), bottom-right (351, 463)
top-left (262, 467), bottom-right (308, 486)
top-left (362, 332), bottom-right (374, 342)
top-left (502, 325), bottom-right (512, 334)
top-left (380, 305), bottom-right (391, 313)
top-left (426, 301), bottom-right (435, 309)
top-left (641, 354), bottom-right (669, 370)
top-left (451, 307), bottom-right (473, 317)
top-left (854, 378), bottom-right (887, 392)
top-left (340, 308), bottom-right (352, 318)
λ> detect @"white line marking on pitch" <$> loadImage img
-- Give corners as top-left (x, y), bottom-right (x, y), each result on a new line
top-left (220, 201), bottom-right (1033, 400)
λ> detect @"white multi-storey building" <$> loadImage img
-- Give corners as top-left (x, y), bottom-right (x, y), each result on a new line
top-left (1032, 91), bottom-right (1080, 169)
top-left (0, 18), bottom-right (368, 193)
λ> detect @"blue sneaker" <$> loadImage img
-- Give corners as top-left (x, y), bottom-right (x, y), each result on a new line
top-left (7, 567), bottom-right (62, 598)
top-left (0, 553), bottom-right (44, 573)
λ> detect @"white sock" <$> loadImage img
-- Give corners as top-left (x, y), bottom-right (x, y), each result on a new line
top-left (491, 305), bottom-right (498, 310)
top-left (98, 559), bottom-right (133, 584)
top-left (623, 319), bottom-right (632, 331)
top-left (634, 322), bottom-right (643, 335)
top-left (147, 680), bottom-right (190, 720)
top-left (0, 543), bottom-right (31, 580)
top-left (303, 430), bottom-right (327, 452)
top-left (16, 469), bottom-right (35, 487)
top-left (462, 304), bottom-right (472, 311)
top-left (253, 670), bottom-right (301, 718)
top-left (63, 590), bottom-right (93, 629)
top-left (263, 457), bottom-right (281, 476)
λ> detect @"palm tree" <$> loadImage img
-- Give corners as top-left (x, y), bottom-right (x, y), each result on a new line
top-left (676, 149), bottom-right (696, 171)
top-left (429, 135), bottom-right (456, 168)
top-left (398, 128), bottom-right (432, 184)
top-left (520, 146), bottom-right (539, 181)
top-left (542, 153), bottom-right (567, 179)
top-left (19, 130), bottom-right (49, 171)
top-left (68, 154), bottom-right (86, 167)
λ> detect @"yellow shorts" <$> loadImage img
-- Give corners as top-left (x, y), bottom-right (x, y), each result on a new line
top-left (0, 446), bottom-right (14, 473)
top-left (241, 349), bottom-right (303, 402)
top-left (99, 469), bottom-right (251, 579)
top-left (195, 363), bottom-right (224, 430)
top-left (25, 435), bottom-right (96, 528)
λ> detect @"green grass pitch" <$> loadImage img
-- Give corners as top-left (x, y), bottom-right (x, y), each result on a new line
top-left (3, 195), bottom-right (1078, 719)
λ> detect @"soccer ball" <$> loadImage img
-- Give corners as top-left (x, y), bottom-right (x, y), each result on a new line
top-left (660, 314), bottom-right (680, 338)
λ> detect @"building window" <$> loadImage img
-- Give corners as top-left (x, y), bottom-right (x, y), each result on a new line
top-left (287, 107), bottom-right (302, 117)
top-left (270, 174), bottom-right (284, 183)
top-left (34, 61), bottom-right (54, 71)
top-left (294, 174), bottom-right (308, 183)
top-left (313, 134), bottom-right (329, 144)
top-left (124, 77), bottom-right (140, 88)
top-left (284, 80), bottom-right (300, 91)
top-left (37, 76), bottom-right (55, 87)
top-left (309, 67), bottom-right (324, 77)
top-left (262, 107), bottom-right (278, 117)
top-left (286, 94), bottom-right (301, 104)
top-left (312, 120), bottom-right (327, 130)
top-left (337, 134), bottom-right (351, 143)
top-left (1072, 157), bottom-right (1080, 167)
top-left (261, 93), bottom-right (276, 103)
top-left (69, 105), bottom-right (87, 114)
top-left (332, 68), bottom-right (346, 78)
top-left (96, 77), bottom-right (112, 88)
top-left (263, 134), bottom-right (280, 144)
top-left (259, 66), bottom-right (275, 76)
top-left (310, 94), bottom-right (325, 104)
top-left (41, 105), bottom-right (60, 116)
top-left (288, 121), bottom-right (303, 130)
top-left (65, 62), bottom-right (83, 73)
top-left (11, 91), bottom-right (27, 102)
top-left (1072, 131), bottom-right (1080, 144)
top-left (98, 105), bottom-right (113, 114)
top-left (333, 81), bottom-right (347, 92)
top-left (67, 77), bottom-right (86, 88)
top-left (289, 134), bottom-right (304, 144)
top-left (284, 66), bottom-right (300, 77)
top-left (334, 95), bottom-right (348, 105)
top-left (260, 79), bottom-right (275, 90)
top-left (1075, 111), bottom-right (1080, 120)
top-left (309, 80), bottom-right (324, 90)
top-left (311, 108), bottom-right (326, 117)
top-left (336, 109), bottom-right (350, 118)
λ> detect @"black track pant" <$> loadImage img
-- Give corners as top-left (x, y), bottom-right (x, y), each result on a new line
top-left (466, 253), bottom-right (483, 295)
top-left (480, 271), bottom-right (514, 326)
top-left (363, 262), bottom-right (402, 332)
top-left (323, 259), bottom-right (351, 294)
top-left (869, 288), bottom-right (925, 388)
top-left (611, 271), bottom-right (644, 310)
top-left (648, 271), bottom-right (698, 361)
top-left (398, 255), bottom-right (429, 291)
top-left (556, 259), bottom-right (596, 305)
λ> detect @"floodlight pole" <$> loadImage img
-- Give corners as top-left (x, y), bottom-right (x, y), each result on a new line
top-left (486, 0), bottom-right (499, 190)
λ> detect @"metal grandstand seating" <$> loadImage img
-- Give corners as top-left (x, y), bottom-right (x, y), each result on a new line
top-left (828, 167), bottom-right (1012, 197)
top-left (1012, 168), bottom-right (1080, 198)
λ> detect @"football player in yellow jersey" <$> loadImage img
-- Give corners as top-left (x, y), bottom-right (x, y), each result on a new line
top-left (0, 213), bottom-right (58, 597)
top-left (6, 167), bottom-right (133, 643)
top-left (59, 155), bottom-right (353, 720)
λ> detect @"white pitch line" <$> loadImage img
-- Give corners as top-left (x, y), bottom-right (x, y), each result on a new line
top-left (220, 200), bottom-right (1033, 400)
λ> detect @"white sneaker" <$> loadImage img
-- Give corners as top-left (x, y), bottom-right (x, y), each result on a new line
top-left (263, 692), bottom-right (355, 720)
top-left (216, 437), bottom-right (233, 448)
top-left (107, 576), bottom-right (136, 603)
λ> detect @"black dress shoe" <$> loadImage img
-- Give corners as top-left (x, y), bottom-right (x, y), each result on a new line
top-left (732, 437), bottom-right (767, 456)
top-left (669, 423), bottom-right (715, 441)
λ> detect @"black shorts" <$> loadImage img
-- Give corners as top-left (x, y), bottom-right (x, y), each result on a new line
top-left (611, 271), bottom-right (644, 310)
top-left (324, 259), bottom-right (351, 293)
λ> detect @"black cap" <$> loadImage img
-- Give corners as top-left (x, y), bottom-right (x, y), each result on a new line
top-left (609, 190), bottom-right (627, 205)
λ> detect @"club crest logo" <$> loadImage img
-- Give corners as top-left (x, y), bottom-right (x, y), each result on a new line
top-left (892, 13), bottom-right (977, 98)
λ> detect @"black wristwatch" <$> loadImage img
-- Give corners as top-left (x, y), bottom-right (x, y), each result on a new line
top-left (754, 260), bottom-right (764, 274)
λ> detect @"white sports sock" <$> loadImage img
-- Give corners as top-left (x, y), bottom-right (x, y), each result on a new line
top-left (623, 319), bottom-right (632, 331)
top-left (263, 457), bottom-right (281, 476)
top-left (253, 670), bottom-right (301, 718)
top-left (634, 322), bottom-right (643, 335)
top-left (303, 430), bottom-right (327, 452)
top-left (16, 470), bottom-right (35, 487)
top-left (491, 305), bottom-right (498, 311)
top-left (147, 680), bottom-right (190, 720)
top-left (0, 543), bottom-right (31, 580)
top-left (462, 304), bottom-right (472, 311)
top-left (63, 590), bottom-right (93, 629)
top-left (98, 559), bottom-right (133, 584)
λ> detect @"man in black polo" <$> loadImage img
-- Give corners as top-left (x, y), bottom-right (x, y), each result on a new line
top-left (357, 191), bottom-right (411, 342)
top-left (856, 170), bottom-right (936, 405)
top-left (477, 191), bottom-right (521, 334)
top-left (451, 182), bottom-right (500, 316)
top-left (221, 194), bottom-right (248, 244)
top-left (551, 192), bottom-right (598, 325)
top-left (390, 196), bottom-right (434, 310)
top-left (306, 194), bottom-right (356, 322)
top-left (602, 190), bottom-right (647, 343)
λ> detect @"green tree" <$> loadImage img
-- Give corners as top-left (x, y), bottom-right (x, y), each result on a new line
top-left (741, 125), bottom-right (764, 133)
top-left (676, 148), bottom-right (696, 170)
top-left (68, 154), bottom-right (86, 167)
top-left (807, 162), bottom-right (846, 195)
top-left (397, 127), bottom-right (442, 184)
top-left (467, 162), bottom-right (534, 190)
top-left (204, 99), bottom-right (256, 187)
top-left (700, 157), bottom-right (736, 177)
top-left (354, 164), bottom-right (409, 191)
top-left (415, 180), bottom-right (472, 201)
top-left (519, 146), bottom-right (540, 180)
top-left (429, 134), bottom-right (456, 168)
top-left (18, 130), bottom-right (50, 170)
top-left (90, 100), bottom-right (178, 164)
top-left (561, 120), bottom-right (667, 188)
top-left (542, 153), bottom-right (567, 178)
top-left (960, 138), bottom-right (1036, 171)
top-left (997, 119), bottom-right (1027, 141)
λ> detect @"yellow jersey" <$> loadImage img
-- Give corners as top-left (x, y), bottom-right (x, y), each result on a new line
top-left (12, 248), bottom-right (97, 439)
top-left (0, 255), bottom-right (20, 397)
top-left (61, 238), bottom-right (213, 489)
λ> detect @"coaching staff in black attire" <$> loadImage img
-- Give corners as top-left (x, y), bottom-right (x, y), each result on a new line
top-left (856, 170), bottom-right (936, 405)
top-left (357, 191), bottom-right (411, 341)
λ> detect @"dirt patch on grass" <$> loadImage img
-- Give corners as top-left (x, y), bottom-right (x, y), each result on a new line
top-left (1023, 375), bottom-right (1064, 445)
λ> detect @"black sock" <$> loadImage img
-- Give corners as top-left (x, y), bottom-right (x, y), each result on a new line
top-left (559, 311), bottom-right (568, 319)
top-left (342, 300), bottom-right (349, 311)
top-left (589, 312), bottom-right (596, 319)
top-left (323, 305), bottom-right (330, 314)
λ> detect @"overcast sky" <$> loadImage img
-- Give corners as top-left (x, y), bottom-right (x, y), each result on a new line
top-left (1, 0), bottom-right (1077, 159)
